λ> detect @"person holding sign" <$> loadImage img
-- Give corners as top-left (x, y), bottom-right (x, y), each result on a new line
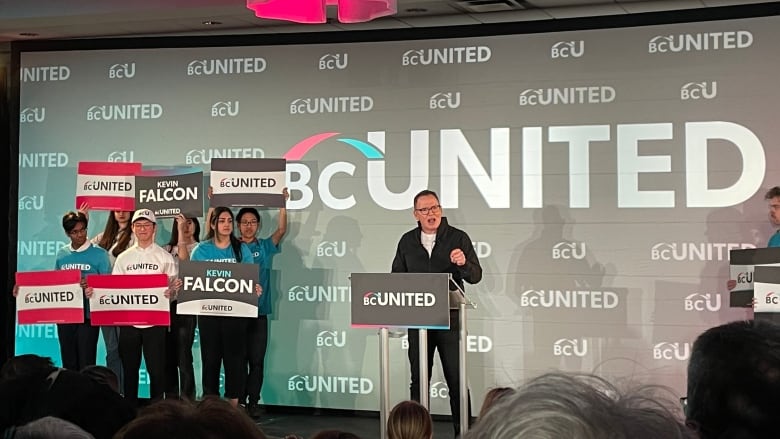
top-left (89, 208), bottom-right (136, 392)
top-left (104, 209), bottom-right (179, 406)
top-left (54, 211), bottom-right (112, 371)
top-left (236, 188), bottom-right (288, 417)
top-left (190, 206), bottom-right (261, 408)
top-left (391, 190), bottom-right (482, 437)
top-left (163, 213), bottom-right (200, 400)
top-left (12, 212), bottom-right (112, 371)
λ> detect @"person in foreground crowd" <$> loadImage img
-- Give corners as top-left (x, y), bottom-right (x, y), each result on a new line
top-left (98, 209), bottom-right (178, 406)
top-left (391, 189), bottom-right (482, 436)
top-left (466, 372), bottom-right (693, 439)
top-left (163, 213), bottom-right (201, 400)
top-left (236, 188), bottom-right (288, 417)
top-left (477, 386), bottom-right (515, 419)
top-left (0, 354), bottom-right (134, 439)
top-left (686, 319), bottom-right (780, 438)
top-left (387, 400), bottom-right (433, 439)
top-left (113, 397), bottom-right (267, 439)
top-left (191, 206), bottom-right (260, 408)
top-left (4, 416), bottom-right (95, 439)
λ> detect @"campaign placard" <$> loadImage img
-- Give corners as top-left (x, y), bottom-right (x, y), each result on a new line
top-left (75, 161), bottom-right (141, 211)
top-left (135, 167), bottom-right (203, 218)
top-left (87, 273), bottom-right (170, 326)
top-left (16, 269), bottom-right (84, 324)
top-left (177, 260), bottom-right (259, 317)
top-left (209, 158), bottom-right (286, 208)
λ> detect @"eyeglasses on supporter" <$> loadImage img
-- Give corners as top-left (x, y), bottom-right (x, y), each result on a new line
top-left (415, 205), bottom-right (441, 215)
top-left (133, 223), bottom-right (154, 230)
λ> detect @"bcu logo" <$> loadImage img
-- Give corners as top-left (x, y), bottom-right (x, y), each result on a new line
top-left (551, 41), bottom-right (584, 58)
top-left (653, 342), bottom-right (690, 360)
top-left (402, 46), bottom-right (491, 66)
top-left (648, 31), bottom-right (753, 53)
top-left (86, 103), bottom-right (162, 121)
top-left (401, 334), bottom-right (492, 352)
top-left (20, 107), bottom-right (46, 123)
top-left (317, 241), bottom-right (346, 258)
top-left (108, 63), bottom-right (136, 79)
top-left (18, 195), bottom-right (44, 211)
top-left (684, 293), bottom-right (721, 311)
top-left (552, 241), bottom-right (586, 260)
top-left (766, 292), bottom-right (780, 305)
top-left (187, 58), bottom-right (266, 76)
top-left (519, 86), bottom-right (615, 106)
top-left (736, 271), bottom-right (753, 283)
top-left (651, 242), bottom-right (754, 261)
top-left (211, 101), bottom-right (240, 117)
top-left (287, 374), bottom-right (373, 394)
top-left (316, 330), bottom-right (346, 347)
top-left (430, 381), bottom-right (449, 399)
top-left (319, 53), bottom-right (348, 70)
top-left (107, 150), bottom-right (135, 162)
top-left (553, 338), bottom-right (588, 357)
top-left (429, 92), bottom-right (460, 110)
top-left (520, 290), bottom-right (618, 309)
top-left (290, 96), bottom-right (373, 114)
top-left (185, 147), bottom-right (264, 165)
top-left (288, 285), bottom-right (351, 302)
top-left (681, 81), bottom-right (717, 100)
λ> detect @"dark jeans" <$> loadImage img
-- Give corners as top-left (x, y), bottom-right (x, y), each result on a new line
top-left (57, 321), bottom-right (99, 371)
top-left (199, 316), bottom-right (249, 399)
top-left (245, 315), bottom-right (269, 405)
top-left (101, 326), bottom-right (124, 392)
top-left (408, 310), bottom-right (472, 433)
top-left (165, 310), bottom-right (197, 400)
top-left (119, 326), bottom-right (166, 406)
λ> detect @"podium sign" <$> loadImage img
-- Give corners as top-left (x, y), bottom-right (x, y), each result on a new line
top-left (729, 248), bottom-right (780, 307)
top-left (350, 272), bottom-right (451, 329)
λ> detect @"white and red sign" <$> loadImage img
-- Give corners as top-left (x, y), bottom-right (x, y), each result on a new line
top-left (88, 273), bottom-right (170, 326)
top-left (16, 269), bottom-right (84, 324)
top-left (75, 161), bottom-right (141, 211)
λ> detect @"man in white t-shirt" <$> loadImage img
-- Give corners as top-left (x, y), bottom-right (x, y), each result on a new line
top-left (112, 209), bottom-right (178, 406)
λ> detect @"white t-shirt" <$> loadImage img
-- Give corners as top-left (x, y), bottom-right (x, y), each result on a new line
top-left (113, 243), bottom-right (177, 328)
top-left (421, 232), bottom-right (436, 256)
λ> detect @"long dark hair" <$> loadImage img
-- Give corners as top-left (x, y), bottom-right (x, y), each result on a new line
top-left (207, 207), bottom-right (242, 262)
top-left (166, 216), bottom-right (201, 247)
top-left (98, 211), bottom-right (133, 257)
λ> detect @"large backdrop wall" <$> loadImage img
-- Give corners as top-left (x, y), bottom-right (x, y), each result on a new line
top-left (12, 8), bottom-right (780, 414)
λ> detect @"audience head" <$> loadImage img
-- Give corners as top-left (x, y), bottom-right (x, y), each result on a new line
top-left (466, 372), bottom-right (693, 439)
top-left (387, 400), bottom-right (432, 439)
top-left (478, 386), bottom-right (515, 419)
top-left (309, 431), bottom-right (361, 439)
top-left (10, 416), bottom-right (95, 439)
top-left (80, 365), bottom-right (120, 393)
top-left (0, 354), bottom-right (55, 382)
top-left (686, 319), bottom-right (780, 438)
top-left (113, 397), bottom-right (266, 439)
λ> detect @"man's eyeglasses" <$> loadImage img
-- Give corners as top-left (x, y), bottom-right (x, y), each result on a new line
top-left (68, 228), bottom-right (87, 236)
top-left (240, 220), bottom-right (258, 226)
top-left (133, 223), bottom-right (154, 230)
top-left (415, 205), bottom-right (441, 215)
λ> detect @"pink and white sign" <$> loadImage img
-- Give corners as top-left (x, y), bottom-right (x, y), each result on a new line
top-left (16, 269), bottom-right (84, 324)
top-left (88, 273), bottom-right (170, 326)
top-left (75, 161), bottom-right (142, 211)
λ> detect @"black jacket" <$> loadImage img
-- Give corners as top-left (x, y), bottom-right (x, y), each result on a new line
top-left (391, 217), bottom-right (482, 292)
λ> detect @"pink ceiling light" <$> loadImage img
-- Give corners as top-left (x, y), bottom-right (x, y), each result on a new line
top-left (247, 0), bottom-right (397, 24)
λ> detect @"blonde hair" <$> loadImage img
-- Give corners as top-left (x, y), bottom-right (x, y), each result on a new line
top-left (387, 400), bottom-right (432, 439)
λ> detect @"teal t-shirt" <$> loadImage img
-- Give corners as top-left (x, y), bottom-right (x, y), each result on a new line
top-left (54, 243), bottom-right (112, 317)
top-left (244, 237), bottom-right (280, 315)
top-left (768, 231), bottom-right (780, 248)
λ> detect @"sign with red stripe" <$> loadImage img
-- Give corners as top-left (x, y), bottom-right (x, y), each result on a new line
top-left (16, 269), bottom-right (84, 324)
top-left (76, 161), bottom-right (142, 211)
top-left (87, 274), bottom-right (170, 326)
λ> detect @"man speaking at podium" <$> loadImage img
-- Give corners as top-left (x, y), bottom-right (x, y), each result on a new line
top-left (391, 189), bottom-right (482, 436)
